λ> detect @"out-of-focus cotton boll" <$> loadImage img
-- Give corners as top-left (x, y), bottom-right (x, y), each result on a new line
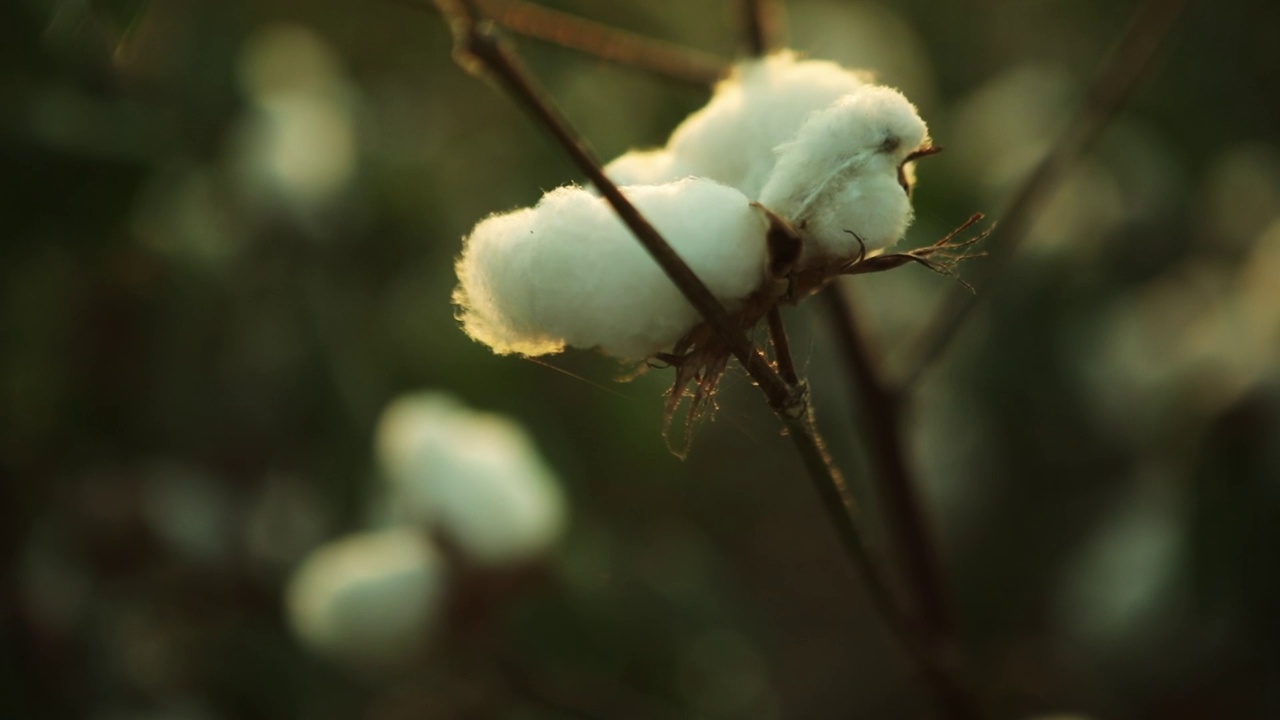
top-left (141, 462), bottom-right (236, 566)
top-left (286, 527), bottom-right (446, 667)
top-left (787, 1), bottom-right (937, 107)
top-left (1200, 144), bottom-right (1280, 253)
top-left (455, 178), bottom-right (766, 360)
top-left (231, 25), bottom-right (357, 215)
top-left (1054, 473), bottom-right (1186, 668)
top-left (758, 86), bottom-right (928, 261)
top-left (376, 393), bottom-right (566, 566)
top-left (947, 63), bottom-right (1074, 195)
top-left (1080, 220), bottom-right (1280, 447)
top-left (620, 52), bottom-right (871, 198)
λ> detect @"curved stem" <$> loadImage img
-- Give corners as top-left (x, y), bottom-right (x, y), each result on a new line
top-left (766, 307), bottom-right (800, 386)
top-left (739, 0), bottom-right (783, 57)
top-left (822, 284), bottom-right (956, 647)
top-left (400, 0), bottom-right (727, 85)
top-left (898, 0), bottom-right (1188, 388)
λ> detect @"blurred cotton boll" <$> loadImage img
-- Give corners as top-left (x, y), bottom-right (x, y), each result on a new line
top-left (1054, 471), bottom-right (1187, 670)
top-left (229, 24), bottom-right (358, 222)
top-left (376, 393), bottom-right (567, 567)
top-left (786, 1), bottom-right (938, 104)
top-left (286, 527), bottom-right (446, 668)
top-left (946, 63), bottom-right (1075, 197)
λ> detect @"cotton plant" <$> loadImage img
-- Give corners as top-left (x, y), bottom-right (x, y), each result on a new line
top-left (285, 392), bottom-right (567, 668)
top-left (455, 52), bottom-right (981, 436)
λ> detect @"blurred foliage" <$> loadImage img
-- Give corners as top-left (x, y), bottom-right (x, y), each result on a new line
top-left (3, 0), bottom-right (1279, 718)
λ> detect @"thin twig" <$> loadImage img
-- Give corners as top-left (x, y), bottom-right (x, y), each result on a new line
top-left (897, 0), bottom-right (1188, 389)
top-left (741, 0), bottom-right (975, 701)
top-left (820, 283), bottom-right (969, 691)
top-left (777, 405), bottom-right (979, 720)
top-left (766, 306), bottom-right (800, 386)
top-left (400, 0), bottom-right (728, 85)
top-left (747, 0), bottom-right (971, 714)
top-left (739, 0), bottom-right (782, 57)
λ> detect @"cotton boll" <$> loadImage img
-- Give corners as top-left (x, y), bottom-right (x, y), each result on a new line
top-left (660, 51), bottom-right (873, 197)
top-left (286, 527), bottom-right (446, 668)
top-left (455, 178), bottom-right (767, 360)
top-left (758, 86), bottom-right (929, 262)
top-left (376, 393), bottom-right (566, 566)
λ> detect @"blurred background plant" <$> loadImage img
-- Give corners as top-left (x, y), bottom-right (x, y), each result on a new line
top-left (3, 0), bottom-right (1278, 718)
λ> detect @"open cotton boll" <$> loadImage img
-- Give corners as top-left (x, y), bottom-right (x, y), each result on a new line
top-left (286, 527), bottom-right (446, 668)
top-left (664, 51), bottom-right (873, 198)
top-left (758, 86), bottom-right (929, 262)
top-left (455, 178), bottom-right (767, 360)
top-left (376, 392), bottom-right (566, 566)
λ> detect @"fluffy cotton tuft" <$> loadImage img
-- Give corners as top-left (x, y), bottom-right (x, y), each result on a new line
top-left (285, 527), bottom-right (446, 667)
top-left (605, 51), bottom-right (872, 197)
top-left (455, 178), bottom-right (767, 360)
top-left (376, 392), bottom-right (566, 566)
top-left (758, 86), bottom-right (930, 261)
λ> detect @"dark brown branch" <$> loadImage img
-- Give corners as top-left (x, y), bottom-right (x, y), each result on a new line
top-left (739, 0), bottom-right (783, 57)
top-left (820, 283), bottom-right (963, 670)
top-left (898, 0), bottom-right (1188, 388)
top-left (401, 0), bottom-right (727, 85)
top-left (766, 306), bottom-right (800, 386)
top-left (777, 404), bottom-right (980, 720)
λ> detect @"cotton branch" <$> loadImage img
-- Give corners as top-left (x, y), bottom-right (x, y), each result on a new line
top-left (821, 283), bottom-right (959, 656)
top-left (432, 2), bottom-right (916, 650)
top-left (437, 5), bottom-right (780, 395)
top-left (437, 4), bottom-right (986, 715)
top-left (402, 0), bottom-right (728, 85)
top-left (739, 0), bottom-right (783, 57)
top-left (898, 0), bottom-right (1188, 389)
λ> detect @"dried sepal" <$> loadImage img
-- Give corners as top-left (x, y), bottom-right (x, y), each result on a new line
top-left (656, 210), bottom-right (989, 449)
top-left (659, 289), bottom-right (776, 456)
top-left (839, 212), bottom-right (991, 292)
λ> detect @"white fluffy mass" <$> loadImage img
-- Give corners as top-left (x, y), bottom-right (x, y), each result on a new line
top-left (606, 51), bottom-right (874, 197)
top-left (376, 392), bottom-right (567, 566)
top-left (455, 51), bottom-right (931, 360)
top-left (758, 86), bottom-right (929, 260)
top-left (285, 527), bottom-right (446, 667)
top-left (455, 178), bottom-right (767, 360)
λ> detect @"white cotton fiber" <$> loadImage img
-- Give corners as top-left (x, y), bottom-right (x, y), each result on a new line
top-left (604, 52), bottom-right (872, 197)
top-left (758, 86), bottom-right (929, 261)
top-left (376, 392), bottom-right (566, 567)
top-left (286, 527), bottom-right (446, 667)
top-left (455, 178), bottom-right (766, 360)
